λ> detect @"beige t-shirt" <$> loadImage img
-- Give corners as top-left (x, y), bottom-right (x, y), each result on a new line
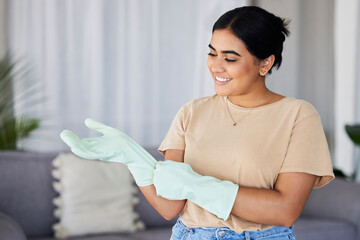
top-left (158, 94), bottom-right (334, 233)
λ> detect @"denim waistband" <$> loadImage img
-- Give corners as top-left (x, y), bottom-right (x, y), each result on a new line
top-left (173, 217), bottom-right (295, 240)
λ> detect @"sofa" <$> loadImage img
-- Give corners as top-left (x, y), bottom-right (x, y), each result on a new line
top-left (0, 150), bottom-right (360, 240)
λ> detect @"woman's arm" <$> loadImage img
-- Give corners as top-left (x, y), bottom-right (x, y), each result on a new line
top-left (138, 149), bottom-right (186, 220)
top-left (231, 172), bottom-right (316, 227)
top-left (149, 151), bottom-right (316, 225)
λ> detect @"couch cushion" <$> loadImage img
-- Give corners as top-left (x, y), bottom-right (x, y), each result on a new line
top-left (302, 178), bottom-right (360, 229)
top-left (135, 190), bottom-right (176, 229)
top-left (143, 147), bottom-right (164, 161)
top-left (294, 217), bottom-right (357, 240)
top-left (52, 153), bottom-right (143, 238)
top-left (0, 151), bottom-right (59, 238)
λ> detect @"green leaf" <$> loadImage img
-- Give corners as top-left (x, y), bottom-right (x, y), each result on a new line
top-left (0, 117), bottom-right (40, 150)
top-left (15, 117), bottom-right (40, 139)
top-left (345, 125), bottom-right (360, 146)
top-left (333, 168), bottom-right (348, 178)
top-left (0, 117), bottom-right (17, 150)
top-left (0, 54), bottom-right (42, 150)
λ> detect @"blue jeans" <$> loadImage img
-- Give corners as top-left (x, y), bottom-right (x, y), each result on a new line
top-left (170, 218), bottom-right (296, 240)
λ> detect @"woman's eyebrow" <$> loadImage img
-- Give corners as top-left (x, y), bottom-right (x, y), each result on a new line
top-left (208, 44), bottom-right (241, 57)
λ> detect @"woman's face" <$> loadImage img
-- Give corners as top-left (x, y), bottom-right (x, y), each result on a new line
top-left (207, 29), bottom-right (265, 98)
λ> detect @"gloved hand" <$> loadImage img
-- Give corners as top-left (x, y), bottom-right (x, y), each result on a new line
top-left (60, 118), bottom-right (157, 186)
top-left (153, 160), bottom-right (239, 221)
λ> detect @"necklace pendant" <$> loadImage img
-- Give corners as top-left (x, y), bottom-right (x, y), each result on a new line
top-left (233, 123), bottom-right (237, 126)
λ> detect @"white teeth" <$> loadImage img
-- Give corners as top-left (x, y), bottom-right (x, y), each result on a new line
top-left (215, 76), bottom-right (232, 82)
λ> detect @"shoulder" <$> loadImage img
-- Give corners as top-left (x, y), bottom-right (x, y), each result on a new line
top-left (287, 97), bottom-right (318, 114)
top-left (180, 94), bottom-right (222, 112)
top-left (282, 97), bottom-right (320, 124)
top-left (170, 95), bottom-right (220, 128)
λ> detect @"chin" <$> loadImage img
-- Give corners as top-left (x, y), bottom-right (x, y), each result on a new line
top-left (214, 87), bottom-right (230, 97)
top-left (215, 92), bottom-right (228, 96)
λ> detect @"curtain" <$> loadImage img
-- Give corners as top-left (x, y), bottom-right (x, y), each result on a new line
top-left (7, 0), bottom-right (246, 151)
top-left (0, 1), bottom-right (6, 59)
top-left (356, 2), bottom-right (360, 182)
top-left (334, 0), bottom-right (360, 179)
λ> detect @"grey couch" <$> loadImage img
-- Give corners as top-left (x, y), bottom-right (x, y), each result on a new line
top-left (0, 150), bottom-right (359, 240)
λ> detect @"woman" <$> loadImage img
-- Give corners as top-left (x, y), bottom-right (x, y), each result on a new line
top-left (145, 6), bottom-right (334, 240)
top-left (61, 6), bottom-right (334, 240)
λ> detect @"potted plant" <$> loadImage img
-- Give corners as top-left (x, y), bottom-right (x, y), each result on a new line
top-left (0, 55), bottom-right (41, 150)
top-left (344, 124), bottom-right (360, 180)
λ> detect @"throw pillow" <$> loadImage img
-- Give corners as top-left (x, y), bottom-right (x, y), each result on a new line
top-left (52, 153), bottom-right (144, 238)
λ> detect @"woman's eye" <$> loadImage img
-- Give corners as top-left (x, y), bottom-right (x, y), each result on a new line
top-left (208, 53), bottom-right (236, 62)
top-left (225, 58), bottom-right (236, 62)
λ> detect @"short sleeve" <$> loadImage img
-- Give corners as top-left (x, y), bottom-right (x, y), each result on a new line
top-left (158, 105), bottom-right (189, 156)
top-left (279, 112), bottom-right (335, 189)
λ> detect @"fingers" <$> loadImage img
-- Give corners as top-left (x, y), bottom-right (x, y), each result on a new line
top-left (60, 130), bottom-right (81, 147)
top-left (71, 147), bottom-right (99, 160)
top-left (60, 130), bottom-right (98, 159)
top-left (85, 118), bottom-right (113, 134)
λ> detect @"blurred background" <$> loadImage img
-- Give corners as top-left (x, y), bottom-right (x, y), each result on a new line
top-left (0, 0), bottom-right (359, 180)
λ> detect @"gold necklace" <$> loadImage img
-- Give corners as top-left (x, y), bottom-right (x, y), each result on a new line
top-left (226, 90), bottom-right (270, 126)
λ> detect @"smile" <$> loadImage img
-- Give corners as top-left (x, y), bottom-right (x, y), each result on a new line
top-left (215, 76), bottom-right (232, 84)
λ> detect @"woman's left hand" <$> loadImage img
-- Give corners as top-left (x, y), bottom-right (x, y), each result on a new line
top-left (153, 160), bottom-right (198, 200)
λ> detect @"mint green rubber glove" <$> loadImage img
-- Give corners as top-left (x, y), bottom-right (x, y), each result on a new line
top-left (60, 118), bottom-right (157, 186)
top-left (153, 160), bottom-right (239, 221)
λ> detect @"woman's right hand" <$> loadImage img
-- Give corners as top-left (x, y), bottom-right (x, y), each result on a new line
top-left (60, 118), bottom-right (157, 186)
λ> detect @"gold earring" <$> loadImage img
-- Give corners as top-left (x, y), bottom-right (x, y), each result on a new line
top-left (260, 70), bottom-right (267, 76)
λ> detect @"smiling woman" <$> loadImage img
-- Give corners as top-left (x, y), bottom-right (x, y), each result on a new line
top-left (208, 29), bottom-right (270, 103)
top-left (207, 6), bottom-right (289, 108)
top-left (139, 6), bottom-right (335, 240)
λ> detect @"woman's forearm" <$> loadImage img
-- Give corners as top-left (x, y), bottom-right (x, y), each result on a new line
top-left (139, 184), bottom-right (186, 220)
top-left (231, 186), bottom-right (290, 226)
top-left (231, 172), bottom-right (316, 227)
top-left (140, 149), bottom-right (186, 220)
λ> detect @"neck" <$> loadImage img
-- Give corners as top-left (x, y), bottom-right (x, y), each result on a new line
top-left (227, 89), bottom-right (271, 108)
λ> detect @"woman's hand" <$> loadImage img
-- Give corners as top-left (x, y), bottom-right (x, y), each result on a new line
top-left (153, 160), bottom-right (198, 200)
top-left (153, 160), bottom-right (239, 221)
top-left (60, 118), bottom-right (157, 186)
top-left (138, 150), bottom-right (187, 221)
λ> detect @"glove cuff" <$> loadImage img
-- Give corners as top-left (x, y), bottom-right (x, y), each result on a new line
top-left (127, 162), bottom-right (158, 186)
top-left (217, 182), bottom-right (239, 220)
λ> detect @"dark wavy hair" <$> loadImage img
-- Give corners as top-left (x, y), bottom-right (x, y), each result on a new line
top-left (212, 6), bottom-right (290, 74)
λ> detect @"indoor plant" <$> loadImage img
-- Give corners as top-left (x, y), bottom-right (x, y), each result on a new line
top-left (0, 55), bottom-right (41, 150)
top-left (344, 124), bottom-right (360, 180)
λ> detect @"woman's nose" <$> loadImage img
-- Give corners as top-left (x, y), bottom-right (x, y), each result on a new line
top-left (210, 58), bottom-right (226, 73)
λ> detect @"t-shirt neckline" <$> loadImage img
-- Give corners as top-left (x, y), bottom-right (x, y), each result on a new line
top-left (223, 95), bottom-right (289, 110)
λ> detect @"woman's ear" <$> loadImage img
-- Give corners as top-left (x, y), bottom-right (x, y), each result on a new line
top-left (259, 55), bottom-right (275, 76)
